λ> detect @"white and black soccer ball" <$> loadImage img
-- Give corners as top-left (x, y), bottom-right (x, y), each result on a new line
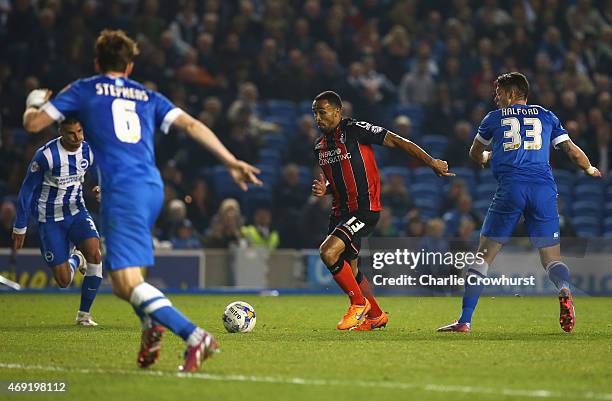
top-left (222, 301), bottom-right (256, 333)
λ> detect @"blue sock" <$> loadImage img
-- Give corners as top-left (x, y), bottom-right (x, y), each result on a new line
top-left (547, 262), bottom-right (571, 291)
top-left (130, 282), bottom-right (196, 341)
top-left (80, 275), bottom-right (101, 312)
top-left (149, 307), bottom-right (196, 340)
top-left (132, 304), bottom-right (147, 322)
top-left (132, 304), bottom-right (162, 328)
top-left (459, 269), bottom-right (486, 324)
top-left (79, 262), bottom-right (102, 313)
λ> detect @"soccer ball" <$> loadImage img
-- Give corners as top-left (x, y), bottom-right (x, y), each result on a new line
top-left (222, 301), bottom-right (256, 333)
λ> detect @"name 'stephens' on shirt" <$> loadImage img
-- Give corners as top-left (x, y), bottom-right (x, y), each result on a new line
top-left (95, 83), bottom-right (149, 101)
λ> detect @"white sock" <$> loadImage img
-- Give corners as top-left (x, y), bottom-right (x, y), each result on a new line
top-left (187, 327), bottom-right (205, 347)
top-left (85, 262), bottom-right (103, 277)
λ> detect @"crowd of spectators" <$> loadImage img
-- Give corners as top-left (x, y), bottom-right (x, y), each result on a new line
top-left (0, 0), bottom-right (611, 250)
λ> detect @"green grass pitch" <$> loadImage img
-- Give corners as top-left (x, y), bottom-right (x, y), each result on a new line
top-left (0, 294), bottom-right (610, 401)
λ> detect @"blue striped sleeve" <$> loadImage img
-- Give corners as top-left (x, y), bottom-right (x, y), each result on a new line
top-left (14, 150), bottom-right (48, 231)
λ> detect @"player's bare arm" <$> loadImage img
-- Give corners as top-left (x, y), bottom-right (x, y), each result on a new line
top-left (383, 131), bottom-right (455, 177)
top-left (171, 112), bottom-right (263, 190)
top-left (11, 232), bottom-right (26, 250)
top-left (557, 139), bottom-right (601, 177)
top-left (22, 89), bottom-right (54, 132)
top-left (469, 138), bottom-right (492, 168)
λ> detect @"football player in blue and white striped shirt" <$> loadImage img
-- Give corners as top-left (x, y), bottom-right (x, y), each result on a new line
top-left (12, 118), bottom-right (102, 326)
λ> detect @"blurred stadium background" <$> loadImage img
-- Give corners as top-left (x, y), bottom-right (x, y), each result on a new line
top-left (0, 0), bottom-right (611, 293)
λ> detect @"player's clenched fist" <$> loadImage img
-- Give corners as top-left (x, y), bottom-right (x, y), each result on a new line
top-left (585, 166), bottom-right (602, 177)
top-left (429, 159), bottom-right (455, 177)
top-left (312, 173), bottom-right (327, 197)
top-left (26, 89), bottom-right (52, 109)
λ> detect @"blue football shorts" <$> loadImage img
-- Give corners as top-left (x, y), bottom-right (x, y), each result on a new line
top-left (38, 210), bottom-right (99, 267)
top-left (99, 181), bottom-right (164, 271)
top-left (481, 179), bottom-right (560, 248)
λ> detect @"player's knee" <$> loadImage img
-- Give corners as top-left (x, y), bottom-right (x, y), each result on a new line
top-left (54, 268), bottom-right (72, 288)
top-left (85, 249), bottom-right (102, 265)
top-left (112, 284), bottom-right (131, 301)
top-left (319, 243), bottom-right (341, 267)
top-left (56, 277), bottom-right (71, 288)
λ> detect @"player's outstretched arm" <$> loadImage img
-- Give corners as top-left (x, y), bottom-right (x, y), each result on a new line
top-left (22, 89), bottom-right (55, 133)
top-left (557, 139), bottom-right (602, 177)
top-left (171, 112), bottom-right (263, 190)
top-left (383, 132), bottom-right (455, 177)
top-left (469, 138), bottom-right (492, 169)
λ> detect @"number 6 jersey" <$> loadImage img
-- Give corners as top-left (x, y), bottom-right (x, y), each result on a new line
top-left (42, 76), bottom-right (181, 188)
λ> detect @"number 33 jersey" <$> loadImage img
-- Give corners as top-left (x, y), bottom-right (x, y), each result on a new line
top-left (43, 76), bottom-right (182, 188)
top-left (475, 104), bottom-right (569, 183)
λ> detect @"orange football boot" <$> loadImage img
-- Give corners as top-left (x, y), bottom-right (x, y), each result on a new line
top-left (351, 311), bottom-right (388, 331)
top-left (337, 299), bottom-right (371, 330)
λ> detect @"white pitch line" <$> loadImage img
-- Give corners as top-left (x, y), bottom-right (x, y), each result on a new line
top-left (1, 362), bottom-right (611, 400)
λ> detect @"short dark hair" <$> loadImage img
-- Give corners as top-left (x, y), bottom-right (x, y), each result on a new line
top-left (95, 29), bottom-right (139, 73)
top-left (314, 91), bottom-right (342, 109)
top-left (60, 117), bottom-right (81, 127)
top-left (495, 72), bottom-right (529, 100)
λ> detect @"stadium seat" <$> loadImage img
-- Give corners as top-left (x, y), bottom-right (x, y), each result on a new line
top-left (210, 165), bottom-right (244, 201)
top-left (449, 167), bottom-right (477, 195)
top-left (571, 216), bottom-right (601, 238)
top-left (255, 163), bottom-right (280, 186)
top-left (413, 196), bottom-right (441, 219)
top-left (605, 201), bottom-right (612, 217)
top-left (572, 200), bottom-right (602, 218)
top-left (576, 227), bottom-right (601, 238)
top-left (297, 165), bottom-right (312, 189)
top-left (258, 148), bottom-right (282, 165)
top-left (476, 182), bottom-right (498, 201)
top-left (263, 134), bottom-right (287, 151)
top-left (553, 169), bottom-right (575, 186)
top-left (421, 135), bottom-right (448, 159)
top-left (412, 166), bottom-right (437, 183)
top-left (474, 199), bottom-right (491, 215)
top-left (411, 182), bottom-right (442, 198)
top-left (573, 182), bottom-right (604, 202)
top-left (265, 100), bottom-right (297, 118)
top-left (242, 184), bottom-right (274, 218)
top-left (603, 216), bottom-right (612, 233)
top-left (556, 182), bottom-right (572, 199)
top-left (263, 115), bottom-right (297, 136)
top-left (575, 173), bottom-right (604, 188)
top-left (297, 100), bottom-right (313, 116)
top-left (394, 105), bottom-right (423, 121)
top-left (393, 105), bottom-right (424, 133)
top-left (381, 166), bottom-right (411, 187)
top-left (391, 216), bottom-right (404, 233)
top-left (478, 169), bottom-right (495, 184)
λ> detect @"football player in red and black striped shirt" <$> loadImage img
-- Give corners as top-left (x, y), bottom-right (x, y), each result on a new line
top-left (311, 91), bottom-right (454, 330)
